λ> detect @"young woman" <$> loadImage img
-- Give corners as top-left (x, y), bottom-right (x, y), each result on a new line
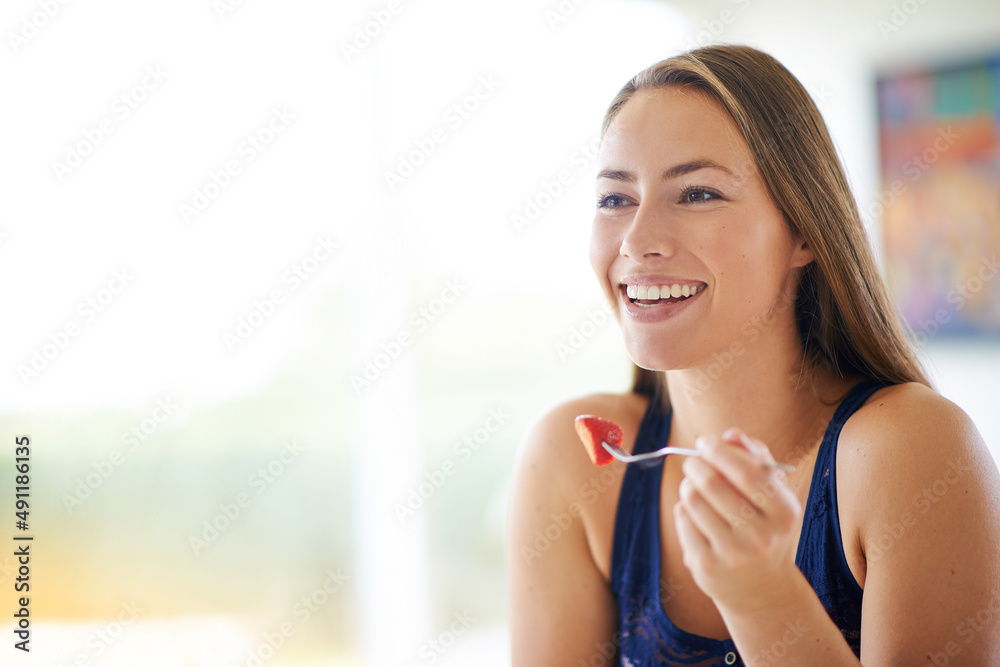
top-left (508, 45), bottom-right (1000, 666)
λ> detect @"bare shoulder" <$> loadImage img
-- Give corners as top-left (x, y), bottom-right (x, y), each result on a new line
top-left (509, 390), bottom-right (649, 577)
top-left (837, 387), bottom-right (1000, 661)
top-left (837, 381), bottom-right (1000, 586)
top-left (839, 381), bottom-right (998, 483)
top-left (513, 390), bottom-right (650, 493)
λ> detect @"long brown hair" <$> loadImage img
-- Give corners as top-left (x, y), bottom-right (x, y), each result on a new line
top-left (600, 45), bottom-right (930, 398)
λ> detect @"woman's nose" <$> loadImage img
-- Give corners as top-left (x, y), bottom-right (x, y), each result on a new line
top-left (619, 202), bottom-right (678, 260)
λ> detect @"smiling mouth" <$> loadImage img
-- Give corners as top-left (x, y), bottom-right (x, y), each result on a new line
top-left (620, 282), bottom-right (702, 308)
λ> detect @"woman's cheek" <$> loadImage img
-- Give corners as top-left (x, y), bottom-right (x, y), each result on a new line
top-left (589, 223), bottom-right (618, 275)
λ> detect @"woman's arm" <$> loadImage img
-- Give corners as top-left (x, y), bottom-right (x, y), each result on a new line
top-left (849, 384), bottom-right (1000, 664)
top-left (507, 399), bottom-right (621, 667)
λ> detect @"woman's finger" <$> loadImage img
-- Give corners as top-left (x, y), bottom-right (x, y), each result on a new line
top-left (673, 501), bottom-right (711, 566)
top-left (695, 433), bottom-right (797, 516)
top-left (681, 455), bottom-right (759, 534)
top-left (678, 475), bottom-right (741, 549)
top-left (721, 426), bottom-right (761, 455)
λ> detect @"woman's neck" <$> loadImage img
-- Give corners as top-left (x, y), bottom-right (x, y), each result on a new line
top-left (664, 329), bottom-right (856, 464)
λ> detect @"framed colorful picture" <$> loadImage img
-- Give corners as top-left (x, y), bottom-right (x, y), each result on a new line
top-left (876, 50), bottom-right (1000, 340)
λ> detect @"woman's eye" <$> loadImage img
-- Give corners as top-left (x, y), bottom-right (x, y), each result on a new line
top-left (597, 194), bottom-right (629, 210)
top-left (679, 187), bottom-right (723, 204)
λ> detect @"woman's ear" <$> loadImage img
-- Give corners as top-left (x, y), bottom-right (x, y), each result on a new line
top-left (790, 238), bottom-right (814, 268)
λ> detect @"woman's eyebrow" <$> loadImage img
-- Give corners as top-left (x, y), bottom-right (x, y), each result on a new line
top-left (596, 159), bottom-right (737, 182)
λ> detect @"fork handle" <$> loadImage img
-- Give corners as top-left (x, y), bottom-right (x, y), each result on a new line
top-left (676, 448), bottom-right (796, 473)
top-left (604, 442), bottom-right (795, 473)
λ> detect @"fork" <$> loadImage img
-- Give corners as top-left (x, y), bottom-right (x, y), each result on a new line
top-left (601, 441), bottom-right (796, 473)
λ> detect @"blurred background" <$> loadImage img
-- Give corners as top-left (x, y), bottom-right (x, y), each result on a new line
top-left (0, 0), bottom-right (998, 665)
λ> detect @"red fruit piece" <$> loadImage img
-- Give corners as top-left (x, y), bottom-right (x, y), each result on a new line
top-left (574, 415), bottom-right (623, 466)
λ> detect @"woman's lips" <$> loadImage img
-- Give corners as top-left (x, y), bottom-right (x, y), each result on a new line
top-left (625, 282), bottom-right (701, 301)
top-left (618, 283), bottom-right (705, 321)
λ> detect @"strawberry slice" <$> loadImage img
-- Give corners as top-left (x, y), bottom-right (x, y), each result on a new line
top-left (574, 415), bottom-right (623, 466)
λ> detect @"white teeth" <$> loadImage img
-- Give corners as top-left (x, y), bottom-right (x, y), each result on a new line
top-left (623, 282), bottom-right (703, 302)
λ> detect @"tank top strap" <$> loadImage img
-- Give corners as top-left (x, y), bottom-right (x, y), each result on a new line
top-left (610, 385), bottom-right (671, 591)
top-left (805, 379), bottom-right (889, 532)
top-left (795, 379), bottom-right (889, 654)
top-left (632, 384), bottom-right (671, 455)
top-left (816, 380), bottom-right (887, 463)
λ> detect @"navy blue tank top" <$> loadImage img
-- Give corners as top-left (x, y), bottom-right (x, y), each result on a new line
top-left (610, 381), bottom-right (886, 666)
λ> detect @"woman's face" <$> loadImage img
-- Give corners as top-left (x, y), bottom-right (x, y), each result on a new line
top-left (590, 86), bottom-right (813, 372)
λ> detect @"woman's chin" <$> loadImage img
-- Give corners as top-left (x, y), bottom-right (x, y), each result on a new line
top-left (625, 348), bottom-right (687, 373)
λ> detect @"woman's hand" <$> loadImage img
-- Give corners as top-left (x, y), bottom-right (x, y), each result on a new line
top-left (672, 427), bottom-right (802, 613)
